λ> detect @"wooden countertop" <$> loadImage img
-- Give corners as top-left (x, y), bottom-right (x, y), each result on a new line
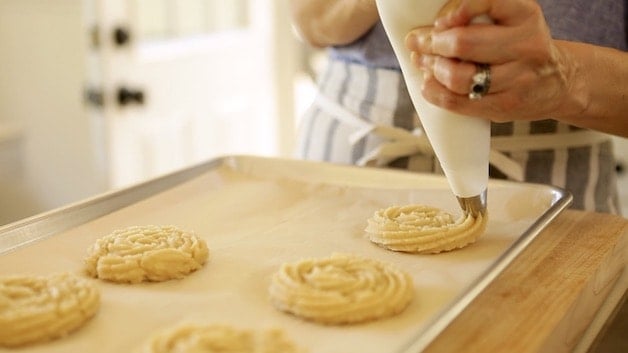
top-left (424, 209), bottom-right (628, 353)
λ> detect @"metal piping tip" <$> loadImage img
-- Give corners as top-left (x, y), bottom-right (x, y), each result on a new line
top-left (457, 189), bottom-right (487, 218)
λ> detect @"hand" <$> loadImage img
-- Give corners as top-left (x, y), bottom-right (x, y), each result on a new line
top-left (404, 0), bottom-right (585, 123)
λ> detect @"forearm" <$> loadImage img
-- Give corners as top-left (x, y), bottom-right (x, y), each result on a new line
top-left (558, 40), bottom-right (628, 137)
top-left (289, 0), bottom-right (379, 47)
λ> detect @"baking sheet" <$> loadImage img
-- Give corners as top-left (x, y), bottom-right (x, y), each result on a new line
top-left (0, 155), bottom-right (571, 353)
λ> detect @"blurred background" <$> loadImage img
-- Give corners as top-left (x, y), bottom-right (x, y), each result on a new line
top-left (0, 0), bottom-right (324, 225)
top-left (0, 0), bottom-right (626, 226)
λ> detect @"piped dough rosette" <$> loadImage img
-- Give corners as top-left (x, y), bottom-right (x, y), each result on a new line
top-left (269, 253), bottom-right (414, 325)
top-left (0, 272), bottom-right (100, 347)
top-left (137, 323), bottom-right (305, 353)
top-left (365, 205), bottom-right (488, 254)
top-left (85, 225), bottom-right (209, 284)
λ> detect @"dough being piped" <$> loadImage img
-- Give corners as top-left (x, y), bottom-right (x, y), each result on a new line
top-left (366, 205), bottom-right (487, 253)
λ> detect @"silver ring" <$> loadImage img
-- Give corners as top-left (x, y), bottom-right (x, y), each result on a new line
top-left (469, 63), bottom-right (491, 100)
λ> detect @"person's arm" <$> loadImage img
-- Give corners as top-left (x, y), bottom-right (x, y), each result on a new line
top-left (289, 0), bottom-right (379, 47)
top-left (404, 0), bottom-right (628, 137)
top-left (558, 41), bottom-right (628, 137)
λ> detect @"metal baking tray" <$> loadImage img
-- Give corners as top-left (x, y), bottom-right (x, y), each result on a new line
top-left (0, 155), bottom-right (572, 353)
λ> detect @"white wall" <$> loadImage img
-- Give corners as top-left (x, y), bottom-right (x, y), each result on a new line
top-left (0, 0), bottom-right (300, 225)
top-left (0, 0), bottom-right (107, 223)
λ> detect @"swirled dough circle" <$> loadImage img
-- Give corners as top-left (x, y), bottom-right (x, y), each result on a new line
top-left (366, 205), bottom-right (488, 254)
top-left (269, 253), bottom-right (414, 325)
top-left (85, 225), bottom-right (209, 284)
top-left (137, 323), bottom-right (305, 353)
top-left (0, 272), bottom-right (100, 347)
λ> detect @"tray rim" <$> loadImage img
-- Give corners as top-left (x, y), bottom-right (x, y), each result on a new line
top-left (396, 183), bottom-right (572, 352)
top-left (0, 154), bottom-right (573, 351)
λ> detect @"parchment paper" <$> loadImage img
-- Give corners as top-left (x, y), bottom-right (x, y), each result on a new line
top-left (0, 156), bottom-right (559, 353)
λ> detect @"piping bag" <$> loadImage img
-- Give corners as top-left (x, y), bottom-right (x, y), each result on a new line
top-left (375, 0), bottom-right (490, 217)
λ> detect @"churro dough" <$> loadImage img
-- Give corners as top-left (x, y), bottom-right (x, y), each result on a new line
top-left (366, 205), bottom-right (488, 254)
top-left (136, 322), bottom-right (305, 353)
top-left (269, 253), bottom-right (414, 325)
top-left (0, 272), bottom-right (100, 347)
top-left (85, 225), bottom-right (209, 284)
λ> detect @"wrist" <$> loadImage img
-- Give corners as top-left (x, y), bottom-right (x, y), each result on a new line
top-left (552, 41), bottom-right (627, 136)
top-left (553, 41), bottom-right (590, 126)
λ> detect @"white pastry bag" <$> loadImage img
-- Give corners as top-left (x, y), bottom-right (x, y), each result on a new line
top-left (375, 0), bottom-right (490, 216)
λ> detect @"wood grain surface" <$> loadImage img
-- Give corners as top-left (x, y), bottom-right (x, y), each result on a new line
top-left (423, 210), bottom-right (628, 353)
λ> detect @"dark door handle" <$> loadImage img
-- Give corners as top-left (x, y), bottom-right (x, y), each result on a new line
top-left (117, 87), bottom-right (144, 106)
top-left (114, 27), bottom-right (131, 46)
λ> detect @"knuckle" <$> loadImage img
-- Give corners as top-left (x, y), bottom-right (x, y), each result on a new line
top-left (435, 92), bottom-right (462, 111)
top-left (451, 70), bottom-right (470, 93)
top-left (496, 95), bottom-right (524, 114)
top-left (435, 59), bottom-right (468, 93)
top-left (434, 65), bottom-right (455, 89)
top-left (434, 29), bottom-right (471, 57)
top-left (421, 75), bottom-right (465, 111)
top-left (447, 30), bottom-right (473, 57)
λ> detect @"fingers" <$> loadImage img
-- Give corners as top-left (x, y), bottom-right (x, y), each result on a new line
top-left (402, 0), bottom-right (562, 123)
top-left (419, 74), bottom-right (510, 122)
top-left (412, 54), bottom-right (475, 95)
top-left (412, 53), bottom-right (527, 96)
top-left (436, 0), bottom-right (464, 18)
top-left (408, 25), bottom-right (526, 63)
top-left (437, 0), bottom-right (538, 28)
top-left (418, 62), bottom-right (559, 123)
top-left (404, 0), bottom-right (547, 64)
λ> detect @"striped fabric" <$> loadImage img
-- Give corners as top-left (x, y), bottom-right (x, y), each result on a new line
top-left (295, 59), bottom-right (622, 214)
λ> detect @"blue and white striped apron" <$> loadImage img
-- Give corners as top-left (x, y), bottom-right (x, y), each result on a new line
top-left (296, 59), bottom-right (622, 214)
